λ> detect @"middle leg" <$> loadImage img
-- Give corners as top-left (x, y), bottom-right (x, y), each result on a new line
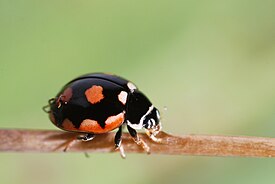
top-left (114, 126), bottom-right (126, 158)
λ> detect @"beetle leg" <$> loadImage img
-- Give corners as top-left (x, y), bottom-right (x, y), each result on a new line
top-left (114, 126), bottom-right (126, 158)
top-left (145, 123), bottom-right (162, 143)
top-left (77, 133), bottom-right (95, 141)
top-left (145, 129), bottom-right (162, 143)
top-left (127, 125), bottom-right (150, 154)
top-left (52, 136), bottom-right (77, 152)
top-left (56, 133), bottom-right (95, 152)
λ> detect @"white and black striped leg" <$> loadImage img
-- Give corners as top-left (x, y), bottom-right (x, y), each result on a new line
top-left (114, 126), bottom-right (126, 158)
top-left (77, 133), bottom-right (95, 141)
top-left (127, 125), bottom-right (150, 154)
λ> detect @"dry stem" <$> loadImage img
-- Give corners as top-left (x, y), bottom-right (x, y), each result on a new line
top-left (0, 129), bottom-right (274, 158)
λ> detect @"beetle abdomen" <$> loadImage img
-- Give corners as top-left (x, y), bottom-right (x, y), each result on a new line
top-left (50, 77), bottom-right (127, 134)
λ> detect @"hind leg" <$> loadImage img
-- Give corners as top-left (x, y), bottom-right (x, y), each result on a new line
top-left (62, 133), bottom-right (95, 152)
top-left (77, 133), bottom-right (95, 141)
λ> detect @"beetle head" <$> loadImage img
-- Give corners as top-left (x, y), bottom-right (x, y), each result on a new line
top-left (142, 106), bottom-right (162, 136)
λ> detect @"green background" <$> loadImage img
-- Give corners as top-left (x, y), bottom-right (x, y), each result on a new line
top-left (1, 0), bottom-right (275, 183)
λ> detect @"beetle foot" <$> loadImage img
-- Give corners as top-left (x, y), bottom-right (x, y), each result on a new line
top-left (115, 144), bottom-right (126, 159)
top-left (77, 133), bottom-right (95, 142)
top-left (145, 130), bottom-right (162, 143)
top-left (51, 137), bottom-right (76, 152)
top-left (133, 136), bottom-right (150, 154)
top-left (53, 134), bottom-right (95, 152)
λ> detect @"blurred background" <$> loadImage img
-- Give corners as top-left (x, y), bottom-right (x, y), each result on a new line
top-left (1, 0), bottom-right (275, 183)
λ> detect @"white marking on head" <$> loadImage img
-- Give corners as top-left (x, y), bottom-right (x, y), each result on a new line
top-left (147, 120), bottom-right (152, 128)
top-left (127, 82), bottom-right (137, 92)
top-left (118, 91), bottom-right (128, 105)
top-left (150, 118), bottom-right (156, 127)
top-left (156, 110), bottom-right (160, 119)
top-left (127, 105), bottom-right (154, 130)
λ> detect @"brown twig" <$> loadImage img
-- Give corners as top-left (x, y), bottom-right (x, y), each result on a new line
top-left (0, 129), bottom-right (274, 158)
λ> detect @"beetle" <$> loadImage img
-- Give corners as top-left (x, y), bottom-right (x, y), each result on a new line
top-left (43, 73), bottom-right (162, 158)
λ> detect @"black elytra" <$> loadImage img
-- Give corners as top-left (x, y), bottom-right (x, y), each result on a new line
top-left (44, 73), bottom-right (162, 158)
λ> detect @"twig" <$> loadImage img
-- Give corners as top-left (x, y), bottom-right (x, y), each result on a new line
top-left (0, 129), bottom-right (274, 158)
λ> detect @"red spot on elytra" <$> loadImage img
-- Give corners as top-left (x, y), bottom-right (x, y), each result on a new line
top-left (79, 112), bottom-right (125, 133)
top-left (105, 112), bottom-right (125, 130)
top-left (62, 119), bottom-right (77, 131)
top-left (85, 85), bottom-right (104, 104)
top-left (62, 88), bottom-right (73, 102)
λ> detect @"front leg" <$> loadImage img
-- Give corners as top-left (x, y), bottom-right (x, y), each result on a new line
top-left (114, 126), bottom-right (126, 158)
top-left (145, 129), bottom-right (162, 143)
top-left (127, 125), bottom-right (150, 154)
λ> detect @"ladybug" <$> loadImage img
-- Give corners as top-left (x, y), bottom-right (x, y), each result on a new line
top-left (43, 73), bottom-right (162, 158)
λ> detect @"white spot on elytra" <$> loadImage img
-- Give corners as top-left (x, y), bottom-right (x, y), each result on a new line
top-left (118, 91), bottom-right (128, 105)
top-left (156, 110), bottom-right (160, 119)
top-left (127, 82), bottom-right (137, 92)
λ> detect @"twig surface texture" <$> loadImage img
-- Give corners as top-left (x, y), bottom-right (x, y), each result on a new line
top-left (0, 129), bottom-right (274, 158)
